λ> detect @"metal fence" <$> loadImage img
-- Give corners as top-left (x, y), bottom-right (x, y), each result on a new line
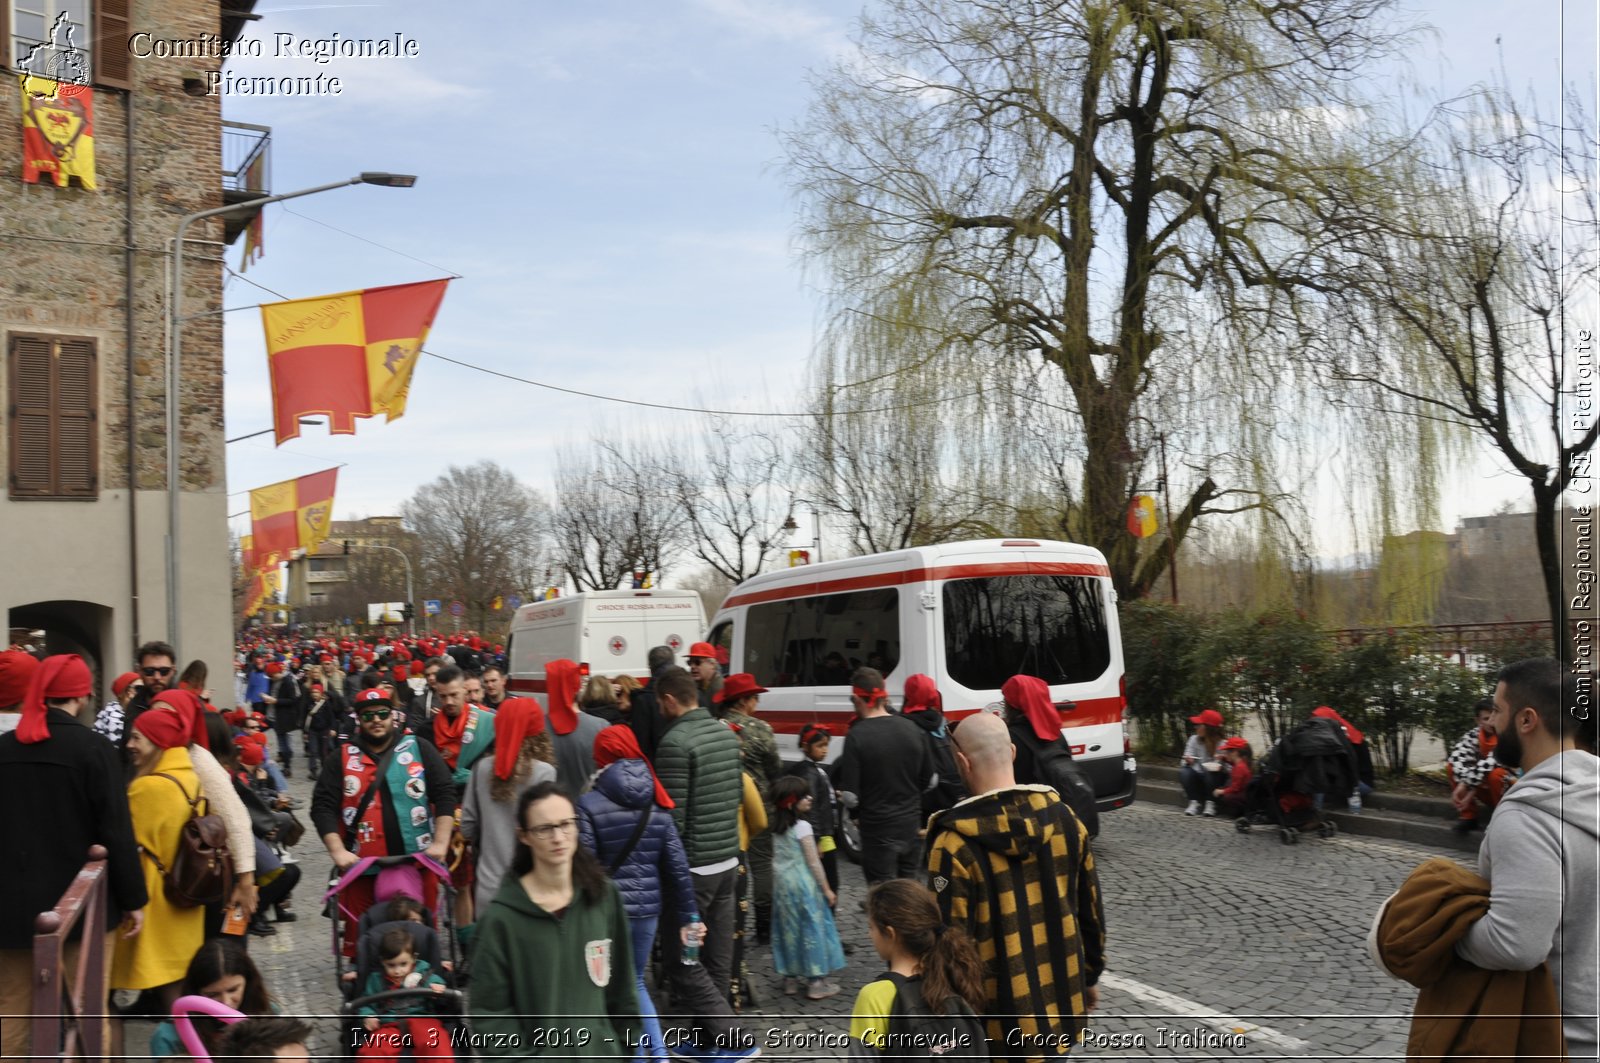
top-left (31, 845), bottom-right (109, 1061)
top-left (222, 120), bottom-right (271, 195)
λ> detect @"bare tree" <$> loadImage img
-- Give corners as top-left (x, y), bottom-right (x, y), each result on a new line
top-left (552, 440), bottom-right (686, 591)
top-left (664, 417), bottom-right (797, 582)
top-left (1330, 85), bottom-right (1597, 647)
top-left (400, 461), bottom-right (551, 631)
top-left (785, 0), bottom-right (1415, 593)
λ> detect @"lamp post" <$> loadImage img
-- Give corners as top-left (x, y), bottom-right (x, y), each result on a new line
top-left (781, 507), bottom-right (822, 566)
top-left (167, 172), bottom-right (416, 649)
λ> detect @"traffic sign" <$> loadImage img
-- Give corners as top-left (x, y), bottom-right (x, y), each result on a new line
top-left (424, 599), bottom-right (442, 616)
top-left (507, 594), bottom-right (522, 609)
top-left (449, 600), bottom-right (464, 617)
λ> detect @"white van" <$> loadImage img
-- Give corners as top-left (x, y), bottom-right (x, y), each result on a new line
top-left (704, 539), bottom-right (1137, 812)
top-left (505, 589), bottom-right (707, 695)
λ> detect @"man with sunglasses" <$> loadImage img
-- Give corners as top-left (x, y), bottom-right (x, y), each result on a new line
top-left (119, 640), bottom-right (177, 752)
top-left (311, 688), bottom-right (458, 955)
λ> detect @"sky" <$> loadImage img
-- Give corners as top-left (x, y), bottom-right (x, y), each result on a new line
top-left (209, 0), bottom-right (1597, 567)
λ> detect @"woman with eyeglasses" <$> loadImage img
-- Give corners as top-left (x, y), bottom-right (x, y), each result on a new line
top-left (470, 781), bottom-right (641, 1057)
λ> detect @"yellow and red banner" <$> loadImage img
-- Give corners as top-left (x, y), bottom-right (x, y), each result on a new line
top-left (242, 565), bottom-right (283, 618)
top-left (249, 468), bottom-right (338, 561)
top-left (262, 279), bottom-right (451, 444)
top-left (19, 76), bottom-right (97, 189)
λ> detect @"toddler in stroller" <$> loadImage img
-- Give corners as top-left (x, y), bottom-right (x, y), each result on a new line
top-left (1234, 715), bottom-right (1359, 845)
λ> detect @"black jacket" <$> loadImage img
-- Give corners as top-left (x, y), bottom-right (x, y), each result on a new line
top-left (834, 712), bottom-right (935, 832)
top-left (310, 731), bottom-right (459, 852)
top-left (909, 708), bottom-right (969, 819)
top-left (0, 710), bottom-right (148, 946)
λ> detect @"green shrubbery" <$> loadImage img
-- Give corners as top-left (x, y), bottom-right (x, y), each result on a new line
top-left (1121, 603), bottom-right (1506, 774)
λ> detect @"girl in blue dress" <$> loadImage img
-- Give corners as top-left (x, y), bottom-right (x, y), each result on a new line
top-left (769, 775), bottom-right (847, 999)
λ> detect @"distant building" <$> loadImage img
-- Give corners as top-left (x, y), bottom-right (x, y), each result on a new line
top-left (284, 517), bottom-right (418, 620)
top-left (0, 2), bottom-right (265, 703)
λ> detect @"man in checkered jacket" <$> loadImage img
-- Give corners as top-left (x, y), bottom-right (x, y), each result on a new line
top-left (926, 710), bottom-right (1106, 1063)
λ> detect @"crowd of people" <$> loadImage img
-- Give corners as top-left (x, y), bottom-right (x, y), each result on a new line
top-left (0, 627), bottom-right (1593, 1063)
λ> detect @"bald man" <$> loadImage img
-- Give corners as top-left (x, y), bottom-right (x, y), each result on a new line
top-left (925, 712), bottom-right (1106, 1063)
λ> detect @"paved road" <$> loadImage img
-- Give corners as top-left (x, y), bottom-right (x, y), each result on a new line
top-left (132, 774), bottom-right (1465, 1060)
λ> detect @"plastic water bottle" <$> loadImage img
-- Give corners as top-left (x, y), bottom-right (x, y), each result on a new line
top-left (1348, 788), bottom-right (1362, 815)
top-left (681, 919), bottom-right (703, 966)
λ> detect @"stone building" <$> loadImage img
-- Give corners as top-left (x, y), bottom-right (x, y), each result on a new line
top-left (0, 1), bottom-right (262, 703)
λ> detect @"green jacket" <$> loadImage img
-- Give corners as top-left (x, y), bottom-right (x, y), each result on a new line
top-left (654, 708), bottom-right (743, 867)
top-left (469, 873), bottom-right (641, 1058)
top-left (724, 709), bottom-right (782, 805)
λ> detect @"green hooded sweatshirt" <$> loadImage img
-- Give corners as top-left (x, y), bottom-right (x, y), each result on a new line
top-left (469, 871), bottom-right (641, 1059)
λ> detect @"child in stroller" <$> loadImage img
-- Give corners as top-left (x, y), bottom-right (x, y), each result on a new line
top-left (1234, 715), bottom-right (1358, 845)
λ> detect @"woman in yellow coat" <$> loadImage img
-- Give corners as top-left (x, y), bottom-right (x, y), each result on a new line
top-left (112, 709), bottom-right (206, 1009)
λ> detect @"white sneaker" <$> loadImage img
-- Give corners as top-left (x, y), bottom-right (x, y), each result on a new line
top-left (1184, 800), bottom-right (1201, 816)
top-left (1202, 801), bottom-right (1216, 817)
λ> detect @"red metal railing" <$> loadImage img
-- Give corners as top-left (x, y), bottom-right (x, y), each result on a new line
top-left (31, 845), bottom-right (109, 1062)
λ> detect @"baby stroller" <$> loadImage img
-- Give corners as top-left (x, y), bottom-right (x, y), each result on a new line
top-left (326, 854), bottom-right (470, 1058)
top-left (1234, 716), bottom-right (1359, 845)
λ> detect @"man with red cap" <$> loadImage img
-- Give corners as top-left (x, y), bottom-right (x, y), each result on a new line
top-left (310, 687), bottom-right (457, 955)
top-left (0, 655), bottom-right (147, 1058)
top-left (686, 641), bottom-right (723, 710)
top-left (832, 667), bottom-right (934, 887)
top-left (92, 671), bottom-right (142, 745)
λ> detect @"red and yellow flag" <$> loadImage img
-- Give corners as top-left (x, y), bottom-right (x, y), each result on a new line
top-left (262, 279), bottom-right (450, 444)
top-left (241, 565), bottom-right (284, 618)
top-left (19, 76), bottom-right (96, 189)
top-left (249, 468), bottom-right (338, 561)
top-left (240, 154), bottom-right (265, 271)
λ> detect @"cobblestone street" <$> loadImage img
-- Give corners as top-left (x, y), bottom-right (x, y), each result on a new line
top-left (128, 774), bottom-right (1468, 1060)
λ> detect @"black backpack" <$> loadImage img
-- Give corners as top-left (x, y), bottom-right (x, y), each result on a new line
top-left (882, 972), bottom-right (991, 1061)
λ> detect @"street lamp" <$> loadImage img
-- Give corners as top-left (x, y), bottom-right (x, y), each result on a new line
top-left (166, 173), bottom-right (416, 649)
top-left (781, 507), bottom-right (822, 566)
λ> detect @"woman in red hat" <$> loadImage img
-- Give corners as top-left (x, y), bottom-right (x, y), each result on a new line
top-left (461, 698), bottom-right (557, 914)
top-left (1180, 709), bottom-right (1232, 817)
top-left (113, 709), bottom-right (206, 1010)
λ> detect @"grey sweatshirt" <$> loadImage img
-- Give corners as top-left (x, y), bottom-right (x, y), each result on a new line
top-left (1456, 749), bottom-right (1600, 1063)
top-left (459, 756), bottom-right (557, 913)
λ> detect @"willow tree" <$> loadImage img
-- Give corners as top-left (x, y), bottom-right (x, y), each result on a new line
top-left (785, 0), bottom-right (1413, 596)
top-left (1329, 86), bottom-right (1597, 647)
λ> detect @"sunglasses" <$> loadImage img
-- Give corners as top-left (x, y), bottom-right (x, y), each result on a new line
top-left (359, 710), bottom-right (392, 722)
top-left (141, 666), bottom-right (174, 677)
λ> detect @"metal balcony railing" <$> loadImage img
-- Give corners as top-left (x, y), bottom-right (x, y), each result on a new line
top-left (222, 120), bottom-right (271, 196)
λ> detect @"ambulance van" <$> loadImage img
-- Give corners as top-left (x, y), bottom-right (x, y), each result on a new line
top-left (505, 589), bottom-right (707, 694)
top-left (703, 539), bottom-right (1137, 814)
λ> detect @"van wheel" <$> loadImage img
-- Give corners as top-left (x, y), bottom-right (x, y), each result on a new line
top-left (836, 806), bottom-right (861, 865)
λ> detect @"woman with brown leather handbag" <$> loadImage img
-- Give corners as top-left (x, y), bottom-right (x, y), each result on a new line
top-left (112, 709), bottom-right (208, 1013)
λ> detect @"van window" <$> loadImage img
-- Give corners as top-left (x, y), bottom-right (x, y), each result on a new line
top-left (707, 619), bottom-right (734, 671)
top-left (943, 575), bottom-right (1111, 690)
top-left (744, 588), bottom-right (900, 687)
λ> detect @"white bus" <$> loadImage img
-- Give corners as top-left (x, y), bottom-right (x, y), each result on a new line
top-left (704, 539), bottom-right (1137, 812)
top-left (505, 589), bottom-right (707, 695)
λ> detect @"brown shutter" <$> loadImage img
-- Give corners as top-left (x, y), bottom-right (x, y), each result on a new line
top-left (9, 336), bottom-right (55, 496)
top-left (94, 0), bottom-right (132, 90)
top-left (54, 338), bottom-right (98, 495)
top-left (8, 334), bottom-right (98, 499)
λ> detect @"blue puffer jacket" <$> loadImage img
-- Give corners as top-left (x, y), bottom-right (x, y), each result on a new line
top-left (577, 759), bottom-right (698, 926)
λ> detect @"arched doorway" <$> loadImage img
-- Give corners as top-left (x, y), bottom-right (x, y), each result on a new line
top-left (7, 600), bottom-right (114, 692)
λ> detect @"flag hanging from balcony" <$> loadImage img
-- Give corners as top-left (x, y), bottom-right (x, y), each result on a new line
top-left (249, 468), bottom-right (339, 561)
top-left (261, 279), bottom-right (451, 444)
top-left (18, 76), bottom-right (97, 189)
top-left (240, 155), bottom-right (265, 271)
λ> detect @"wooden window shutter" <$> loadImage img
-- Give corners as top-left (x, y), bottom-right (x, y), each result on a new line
top-left (94, 0), bottom-right (133, 90)
top-left (8, 334), bottom-right (98, 500)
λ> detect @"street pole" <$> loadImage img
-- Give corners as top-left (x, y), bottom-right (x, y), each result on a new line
top-left (167, 173), bottom-right (415, 649)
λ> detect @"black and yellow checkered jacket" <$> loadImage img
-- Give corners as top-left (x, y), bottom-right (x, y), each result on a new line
top-left (926, 784), bottom-right (1106, 1063)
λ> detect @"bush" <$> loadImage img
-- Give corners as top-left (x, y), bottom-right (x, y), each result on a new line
top-left (1215, 607), bottom-right (1333, 745)
top-left (1120, 601), bottom-right (1231, 756)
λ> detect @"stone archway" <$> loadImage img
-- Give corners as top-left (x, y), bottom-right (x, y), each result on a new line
top-left (7, 600), bottom-right (114, 692)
